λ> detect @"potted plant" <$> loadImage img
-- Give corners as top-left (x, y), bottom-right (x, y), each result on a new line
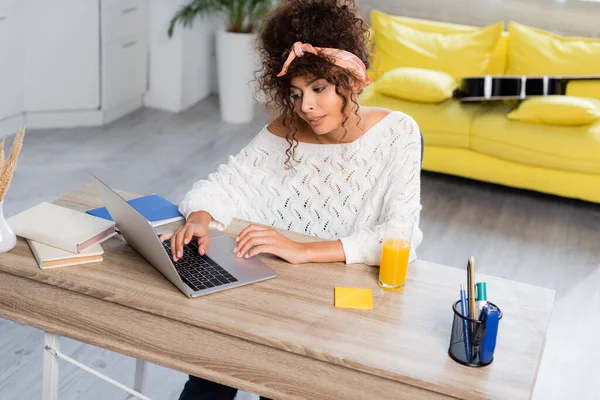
top-left (0, 127), bottom-right (25, 252)
top-left (168, 0), bottom-right (278, 124)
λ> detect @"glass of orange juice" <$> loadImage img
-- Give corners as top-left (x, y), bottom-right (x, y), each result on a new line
top-left (378, 221), bottom-right (413, 291)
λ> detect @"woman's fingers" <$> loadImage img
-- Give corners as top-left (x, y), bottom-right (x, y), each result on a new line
top-left (236, 224), bottom-right (271, 243)
top-left (235, 227), bottom-right (274, 249)
top-left (245, 244), bottom-right (274, 258)
top-left (172, 225), bottom-right (190, 261)
top-left (197, 236), bottom-right (210, 256)
top-left (160, 231), bottom-right (174, 242)
top-left (169, 228), bottom-right (182, 260)
top-left (234, 229), bottom-right (271, 254)
top-left (183, 227), bottom-right (195, 245)
top-left (235, 232), bottom-right (275, 258)
top-left (161, 221), bottom-right (214, 261)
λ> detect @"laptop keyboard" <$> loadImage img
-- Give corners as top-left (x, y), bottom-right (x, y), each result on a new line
top-left (162, 240), bottom-right (238, 292)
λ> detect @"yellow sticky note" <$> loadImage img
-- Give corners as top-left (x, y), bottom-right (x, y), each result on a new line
top-left (334, 287), bottom-right (373, 310)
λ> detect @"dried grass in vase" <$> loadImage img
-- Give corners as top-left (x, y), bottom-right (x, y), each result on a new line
top-left (0, 127), bottom-right (26, 202)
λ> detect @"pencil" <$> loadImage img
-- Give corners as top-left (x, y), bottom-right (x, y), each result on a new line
top-left (468, 256), bottom-right (477, 321)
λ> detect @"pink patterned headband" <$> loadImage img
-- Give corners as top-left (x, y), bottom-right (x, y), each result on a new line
top-left (276, 42), bottom-right (372, 90)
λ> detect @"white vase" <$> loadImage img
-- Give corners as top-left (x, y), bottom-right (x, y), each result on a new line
top-left (216, 31), bottom-right (258, 124)
top-left (0, 201), bottom-right (17, 252)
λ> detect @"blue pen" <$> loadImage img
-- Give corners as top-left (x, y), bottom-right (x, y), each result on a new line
top-left (459, 284), bottom-right (471, 363)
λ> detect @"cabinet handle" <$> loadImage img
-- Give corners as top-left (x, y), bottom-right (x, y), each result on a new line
top-left (0, 16), bottom-right (7, 22)
top-left (121, 40), bottom-right (137, 48)
top-left (122, 7), bottom-right (138, 14)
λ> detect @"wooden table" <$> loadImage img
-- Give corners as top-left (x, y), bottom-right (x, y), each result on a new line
top-left (0, 185), bottom-right (555, 400)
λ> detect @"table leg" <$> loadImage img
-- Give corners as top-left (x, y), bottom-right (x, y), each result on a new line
top-left (133, 359), bottom-right (147, 394)
top-left (43, 332), bottom-right (60, 400)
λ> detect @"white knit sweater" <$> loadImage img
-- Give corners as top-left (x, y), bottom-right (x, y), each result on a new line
top-left (179, 111), bottom-right (423, 265)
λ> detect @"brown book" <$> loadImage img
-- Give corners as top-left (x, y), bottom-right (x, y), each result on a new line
top-left (27, 239), bottom-right (103, 269)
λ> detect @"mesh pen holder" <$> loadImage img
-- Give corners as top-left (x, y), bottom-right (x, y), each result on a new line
top-left (448, 300), bottom-right (503, 367)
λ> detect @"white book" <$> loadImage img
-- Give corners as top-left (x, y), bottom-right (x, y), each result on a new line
top-left (8, 202), bottom-right (116, 253)
top-left (27, 239), bottom-right (104, 269)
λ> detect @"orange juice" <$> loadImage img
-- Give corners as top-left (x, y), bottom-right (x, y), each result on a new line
top-left (379, 238), bottom-right (411, 291)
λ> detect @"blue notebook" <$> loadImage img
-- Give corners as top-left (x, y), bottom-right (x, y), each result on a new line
top-left (87, 194), bottom-right (184, 228)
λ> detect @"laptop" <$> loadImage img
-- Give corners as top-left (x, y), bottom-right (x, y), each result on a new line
top-left (92, 176), bottom-right (276, 298)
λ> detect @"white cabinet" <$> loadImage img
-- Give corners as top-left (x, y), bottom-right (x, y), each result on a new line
top-left (23, 0), bottom-right (100, 112)
top-left (101, 0), bottom-right (148, 109)
top-left (2, 0), bottom-right (152, 132)
top-left (101, 0), bottom-right (148, 43)
top-left (0, 1), bottom-right (23, 121)
top-left (102, 35), bottom-right (148, 108)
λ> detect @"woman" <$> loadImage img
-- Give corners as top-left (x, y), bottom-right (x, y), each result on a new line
top-left (162, 0), bottom-right (423, 398)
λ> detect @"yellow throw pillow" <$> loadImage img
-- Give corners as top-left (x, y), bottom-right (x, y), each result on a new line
top-left (369, 11), bottom-right (503, 80)
top-left (566, 80), bottom-right (600, 102)
top-left (373, 68), bottom-right (458, 104)
top-left (507, 22), bottom-right (600, 75)
top-left (507, 96), bottom-right (600, 126)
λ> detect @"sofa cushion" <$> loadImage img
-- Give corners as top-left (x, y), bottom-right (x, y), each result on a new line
top-left (506, 22), bottom-right (600, 105)
top-left (471, 105), bottom-right (600, 174)
top-left (566, 81), bottom-right (600, 102)
top-left (368, 10), bottom-right (508, 76)
top-left (507, 96), bottom-right (600, 126)
top-left (369, 10), bottom-right (503, 80)
top-left (359, 85), bottom-right (481, 148)
top-left (372, 68), bottom-right (458, 104)
top-left (507, 22), bottom-right (600, 76)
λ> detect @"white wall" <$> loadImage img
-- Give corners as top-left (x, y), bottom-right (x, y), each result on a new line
top-left (144, 0), bottom-right (214, 113)
top-left (210, 17), bottom-right (225, 95)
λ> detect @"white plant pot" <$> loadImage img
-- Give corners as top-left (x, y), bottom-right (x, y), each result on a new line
top-left (216, 31), bottom-right (258, 124)
top-left (0, 201), bottom-right (17, 252)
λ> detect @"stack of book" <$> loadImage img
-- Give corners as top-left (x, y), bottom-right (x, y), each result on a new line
top-left (7, 194), bottom-right (183, 269)
top-left (7, 202), bottom-right (116, 269)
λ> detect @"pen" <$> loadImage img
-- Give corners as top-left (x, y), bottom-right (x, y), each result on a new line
top-left (475, 282), bottom-right (487, 315)
top-left (459, 284), bottom-right (471, 363)
top-left (467, 256), bottom-right (477, 358)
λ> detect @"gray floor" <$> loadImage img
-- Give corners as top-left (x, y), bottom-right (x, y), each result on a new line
top-left (1, 96), bottom-right (599, 399)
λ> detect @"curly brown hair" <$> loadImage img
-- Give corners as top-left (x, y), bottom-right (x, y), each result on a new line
top-left (255, 0), bottom-right (372, 168)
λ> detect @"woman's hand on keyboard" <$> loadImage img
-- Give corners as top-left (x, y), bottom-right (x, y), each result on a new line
top-left (160, 221), bottom-right (210, 262)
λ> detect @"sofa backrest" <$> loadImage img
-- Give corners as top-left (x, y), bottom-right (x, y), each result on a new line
top-left (367, 11), bottom-right (599, 100)
top-left (368, 11), bottom-right (508, 76)
top-left (487, 32), bottom-right (508, 75)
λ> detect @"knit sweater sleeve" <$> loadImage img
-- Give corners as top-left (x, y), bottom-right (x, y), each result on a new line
top-left (338, 118), bottom-right (423, 265)
top-left (178, 140), bottom-right (256, 231)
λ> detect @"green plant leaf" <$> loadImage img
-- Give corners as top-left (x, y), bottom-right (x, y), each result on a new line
top-left (168, 0), bottom-right (279, 35)
top-left (168, 0), bottom-right (219, 37)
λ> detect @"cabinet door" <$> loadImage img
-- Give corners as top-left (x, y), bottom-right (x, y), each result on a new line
top-left (0, 1), bottom-right (23, 120)
top-left (23, 0), bottom-right (100, 111)
top-left (101, 0), bottom-right (148, 44)
top-left (102, 34), bottom-right (148, 108)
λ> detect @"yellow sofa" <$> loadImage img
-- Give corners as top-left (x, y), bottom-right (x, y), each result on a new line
top-left (361, 11), bottom-right (600, 203)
